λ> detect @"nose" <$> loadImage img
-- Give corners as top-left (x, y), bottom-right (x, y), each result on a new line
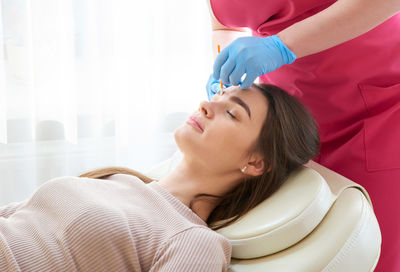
top-left (199, 100), bottom-right (215, 119)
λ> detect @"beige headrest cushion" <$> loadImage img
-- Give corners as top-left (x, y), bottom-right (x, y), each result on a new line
top-left (215, 167), bottom-right (335, 259)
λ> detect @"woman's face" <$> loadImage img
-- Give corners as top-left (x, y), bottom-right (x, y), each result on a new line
top-left (174, 85), bottom-right (268, 172)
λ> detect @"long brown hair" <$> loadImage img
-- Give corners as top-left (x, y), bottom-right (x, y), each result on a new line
top-left (79, 83), bottom-right (320, 231)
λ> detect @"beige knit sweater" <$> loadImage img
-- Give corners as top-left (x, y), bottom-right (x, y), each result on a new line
top-left (0, 174), bottom-right (232, 271)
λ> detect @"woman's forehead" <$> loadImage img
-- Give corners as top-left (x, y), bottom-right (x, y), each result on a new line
top-left (226, 85), bottom-right (256, 95)
top-left (225, 86), bottom-right (262, 101)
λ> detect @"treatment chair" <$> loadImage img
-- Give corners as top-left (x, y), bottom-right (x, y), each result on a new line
top-left (144, 150), bottom-right (381, 272)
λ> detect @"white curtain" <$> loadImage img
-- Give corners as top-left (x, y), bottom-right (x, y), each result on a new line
top-left (0, 0), bottom-right (213, 205)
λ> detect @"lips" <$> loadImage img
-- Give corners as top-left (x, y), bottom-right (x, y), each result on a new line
top-left (187, 115), bottom-right (204, 133)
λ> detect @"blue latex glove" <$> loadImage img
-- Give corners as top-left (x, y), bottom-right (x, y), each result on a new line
top-left (213, 35), bottom-right (296, 90)
top-left (206, 73), bottom-right (232, 101)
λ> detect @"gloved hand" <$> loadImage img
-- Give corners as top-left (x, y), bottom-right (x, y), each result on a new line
top-left (213, 35), bottom-right (296, 90)
top-left (206, 73), bottom-right (232, 101)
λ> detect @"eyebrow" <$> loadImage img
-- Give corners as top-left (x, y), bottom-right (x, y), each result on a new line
top-left (230, 95), bottom-right (251, 120)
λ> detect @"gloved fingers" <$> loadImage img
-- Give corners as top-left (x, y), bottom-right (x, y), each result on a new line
top-left (220, 57), bottom-right (235, 85)
top-left (229, 65), bottom-right (245, 86)
top-left (240, 70), bottom-right (258, 90)
top-left (207, 89), bottom-right (215, 101)
top-left (207, 73), bottom-right (218, 85)
top-left (207, 82), bottom-right (220, 100)
top-left (206, 74), bottom-right (219, 101)
top-left (212, 49), bottom-right (229, 80)
top-left (211, 81), bottom-right (222, 93)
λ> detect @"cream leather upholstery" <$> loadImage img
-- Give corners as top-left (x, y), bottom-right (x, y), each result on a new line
top-left (215, 166), bottom-right (335, 259)
top-left (144, 150), bottom-right (381, 272)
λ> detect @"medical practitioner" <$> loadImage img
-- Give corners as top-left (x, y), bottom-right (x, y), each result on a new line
top-left (205, 0), bottom-right (400, 271)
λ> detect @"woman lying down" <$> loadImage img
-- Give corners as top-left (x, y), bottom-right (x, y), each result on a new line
top-left (0, 84), bottom-right (319, 272)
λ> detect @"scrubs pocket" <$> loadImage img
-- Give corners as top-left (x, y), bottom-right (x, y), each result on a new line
top-left (359, 83), bottom-right (400, 171)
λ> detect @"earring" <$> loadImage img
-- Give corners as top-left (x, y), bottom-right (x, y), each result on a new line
top-left (241, 166), bottom-right (247, 173)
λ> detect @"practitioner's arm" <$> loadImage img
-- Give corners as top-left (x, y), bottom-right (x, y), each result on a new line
top-left (277, 0), bottom-right (400, 58)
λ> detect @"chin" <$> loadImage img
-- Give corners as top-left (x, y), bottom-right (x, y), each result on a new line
top-left (173, 125), bottom-right (204, 162)
top-left (173, 125), bottom-right (190, 155)
top-left (173, 126), bottom-right (220, 169)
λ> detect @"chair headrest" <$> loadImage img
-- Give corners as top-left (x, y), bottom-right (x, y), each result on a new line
top-left (215, 167), bottom-right (335, 259)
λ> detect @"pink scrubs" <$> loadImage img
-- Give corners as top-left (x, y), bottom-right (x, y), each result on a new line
top-left (210, 0), bottom-right (400, 271)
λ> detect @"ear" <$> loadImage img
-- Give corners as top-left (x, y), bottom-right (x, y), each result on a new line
top-left (245, 155), bottom-right (265, 177)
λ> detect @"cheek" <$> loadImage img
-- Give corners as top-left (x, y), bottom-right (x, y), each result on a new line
top-left (205, 126), bottom-right (253, 162)
top-left (223, 135), bottom-right (251, 154)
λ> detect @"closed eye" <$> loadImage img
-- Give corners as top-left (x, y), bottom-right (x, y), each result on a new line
top-left (219, 90), bottom-right (250, 120)
top-left (227, 111), bottom-right (236, 119)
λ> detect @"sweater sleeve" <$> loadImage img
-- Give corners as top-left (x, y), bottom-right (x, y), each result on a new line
top-left (0, 200), bottom-right (28, 218)
top-left (150, 227), bottom-right (232, 272)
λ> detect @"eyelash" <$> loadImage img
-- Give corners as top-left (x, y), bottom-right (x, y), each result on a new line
top-left (227, 110), bottom-right (236, 119)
